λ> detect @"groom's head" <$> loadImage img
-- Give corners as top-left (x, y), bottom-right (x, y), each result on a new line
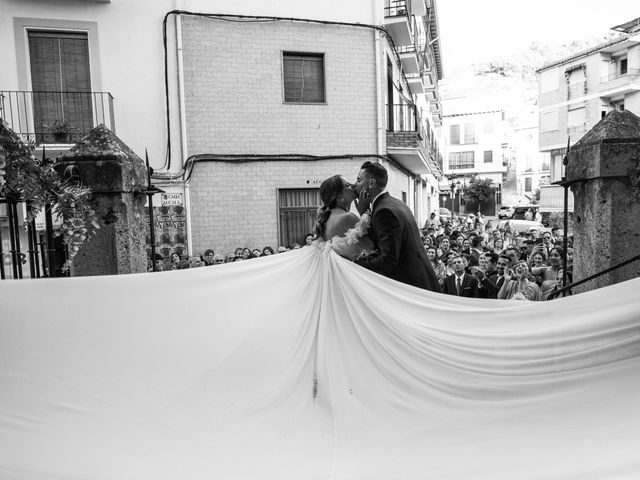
top-left (357, 161), bottom-right (388, 197)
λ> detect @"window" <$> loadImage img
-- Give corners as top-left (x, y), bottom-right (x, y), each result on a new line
top-left (568, 107), bottom-right (585, 127)
top-left (28, 30), bottom-right (92, 143)
top-left (278, 189), bottom-right (320, 246)
top-left (541, 111), bottom-right (559, 132)
top-left (483, 121), bottom-right (493, 134)
top-left (540, 69), bottom-right (559, 93)
top-left (283, 52), bottom-right (325, 103)
top-left (483, 150), bottom-right (493, 163)
top-left (448, 151), bottom-right (474, 170)
top-left (524, 177), bottom-right (532, 192)
top-left (620, 57), bottom-right (628, 75)
top-left (449, 124), bottom-right (460, 145)
top-left (402, 191), bottom-right (407, 204)
top-left (464, 123), bottom-right (476, 144)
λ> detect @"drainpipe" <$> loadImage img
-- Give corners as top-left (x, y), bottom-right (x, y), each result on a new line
top-left (175, 0), bottom-right (194, 255)
top-left (373, 5), bottom-right (385, 156)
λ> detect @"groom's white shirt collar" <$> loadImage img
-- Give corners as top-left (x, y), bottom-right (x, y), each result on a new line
top-left (371, 190), bottom-right (387, 210)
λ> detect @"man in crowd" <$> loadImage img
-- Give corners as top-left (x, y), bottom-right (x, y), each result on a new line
top-left (443, 255), bottom-right (479, 298)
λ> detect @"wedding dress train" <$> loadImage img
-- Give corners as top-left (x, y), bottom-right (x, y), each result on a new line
top-left (1, 244), bottom-right (639, 479)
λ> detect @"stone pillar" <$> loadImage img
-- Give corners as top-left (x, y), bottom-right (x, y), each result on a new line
top-left (566, 110), bottom-right (640, 292)
top-left (55, 125), bottom-right (148, 276)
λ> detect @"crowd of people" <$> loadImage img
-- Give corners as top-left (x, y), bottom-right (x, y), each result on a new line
top-left (148, 234), bottom-right (316, 272)
top-left (423, 211), bottom-right (573, 300)
top-left (149, 211), bottom-right (573, 301)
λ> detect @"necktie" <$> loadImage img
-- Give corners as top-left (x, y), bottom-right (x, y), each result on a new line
top-left (457, 276), bottom-right (462, 296)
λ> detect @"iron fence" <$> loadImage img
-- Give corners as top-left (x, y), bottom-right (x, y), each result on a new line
top-left (0, 90), bottom-right (115, 145)
top-left (0, 196), bottom-right (66, 280)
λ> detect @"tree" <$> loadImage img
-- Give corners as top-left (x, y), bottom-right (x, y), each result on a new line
top-left (0, 122), bottom-right (98, 270)
top-left (463, 177), bottom-right (496, 208)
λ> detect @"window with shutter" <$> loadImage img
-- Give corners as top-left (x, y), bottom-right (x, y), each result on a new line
top-left (28, 31), bottom-right (92, 143)
top-left (278, 189), bottom-right (321, 246)
top-left (283, 53), bottom-right (325, 103)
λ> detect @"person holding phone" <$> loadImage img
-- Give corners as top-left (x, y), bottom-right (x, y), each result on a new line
top-left (498, 261), bottom-right (542, 301)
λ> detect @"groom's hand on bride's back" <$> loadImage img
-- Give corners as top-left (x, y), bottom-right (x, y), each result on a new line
top-left (355, 190), bottom-right (371, 216)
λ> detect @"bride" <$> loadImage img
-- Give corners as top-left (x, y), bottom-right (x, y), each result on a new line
top-left (314, 174), bottom-right (375, 259)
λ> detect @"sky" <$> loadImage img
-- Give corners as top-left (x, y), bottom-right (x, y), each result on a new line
top-left (436, 0), bottom-right (640, 74)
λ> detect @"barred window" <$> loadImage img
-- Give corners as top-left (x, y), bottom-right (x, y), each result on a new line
top-left (463, 123), bottom-right (476, 144)
top-left (278, 189), bottom-right (320, 246)
top-left (448, 151), bottom-right (475, 170)
top-left (283, 53), bottom-right (325, 103)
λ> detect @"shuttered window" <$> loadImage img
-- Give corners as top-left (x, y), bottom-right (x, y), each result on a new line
top-left (283, 53), bottom-right (325, 103)
top-left (278, 189), bottom-right (320, 246)
top-left (449, 124), bottom-right (460, 145)
top-left (28, 31), bottom-right (92, 143)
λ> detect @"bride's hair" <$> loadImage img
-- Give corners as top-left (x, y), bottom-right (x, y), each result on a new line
top-left (314, 175), bottom-right (344, 238)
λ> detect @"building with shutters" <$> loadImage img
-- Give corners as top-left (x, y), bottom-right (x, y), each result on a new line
top-left (536, 17), bottom-right (640, 213)
top-left (1, 0), bottom-right (446, 258)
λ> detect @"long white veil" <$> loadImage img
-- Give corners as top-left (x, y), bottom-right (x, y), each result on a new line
top-left (1, 244), bottom-right (639, 479)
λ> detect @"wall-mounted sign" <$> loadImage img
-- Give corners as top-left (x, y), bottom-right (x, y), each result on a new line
top-left (161, 193), bottom-right (183, 206)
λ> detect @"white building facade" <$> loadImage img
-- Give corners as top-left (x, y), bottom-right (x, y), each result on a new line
top-left (439, 98), bottom-right (508, 215)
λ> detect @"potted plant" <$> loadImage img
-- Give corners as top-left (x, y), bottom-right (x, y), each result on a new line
top-left (44, 119), bottom-right (72, 143)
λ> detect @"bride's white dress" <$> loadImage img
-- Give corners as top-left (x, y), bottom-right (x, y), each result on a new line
top-left (1, 245), bottom-right (640, 479)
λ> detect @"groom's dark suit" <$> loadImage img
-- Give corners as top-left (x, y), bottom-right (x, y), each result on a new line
top-left (355, 192), bottom-right (441, 292)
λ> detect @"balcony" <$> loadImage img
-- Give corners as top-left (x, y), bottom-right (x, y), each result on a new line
top-left (384, 0), bottom-right (413, 47)
top-left (0, 90), bottom-right (115, 145)
top-left (397, 45), bottom-right (420, 75)
top-left (405, 73), bottom-right (424, 94)
top-left (598, 68), bottom-right (640, 96)
top-left (386, 103), bottom-right (441, 175)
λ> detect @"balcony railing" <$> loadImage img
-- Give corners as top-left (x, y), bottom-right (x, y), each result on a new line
top-left (0, 90), bottom-right (115, 145)
top-left (387, 103), bottom-right (418, 132)
top-left (384, 0), bottom-right (409, 17)
top-left (600, 68), bottom-right (640, 83)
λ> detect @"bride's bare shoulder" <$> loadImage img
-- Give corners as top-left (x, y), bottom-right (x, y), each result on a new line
top-left (324, 211), bottom-right (359, 239)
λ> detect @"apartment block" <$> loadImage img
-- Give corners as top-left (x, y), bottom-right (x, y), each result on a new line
top-left (0, 0), bottom-right (446, 259)
top-left (439, 98), bottom-right (508, 215)
top-left (536, 17), bottom-right (640, 211)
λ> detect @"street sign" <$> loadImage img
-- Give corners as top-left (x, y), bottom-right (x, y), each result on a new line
top-left (161, 193), bottom-right (183, 206)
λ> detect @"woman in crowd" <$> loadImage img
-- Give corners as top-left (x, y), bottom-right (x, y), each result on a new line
top-left (498, 260), bottom-right (542, 301)
top-left (437, 236), bottom-right (452, 258)
top-left (225, 253), bottom-right (236, 263)
top-left (262, 246), bottom-right (275, 256)
top-left (529, 250), bottom-right (547, 286)
top-left (426, 247), bottom-right (447, 287)
top-left (531, 246), bottom-right (565, 300)
top-left (490, 237), bottom-right (504, 254)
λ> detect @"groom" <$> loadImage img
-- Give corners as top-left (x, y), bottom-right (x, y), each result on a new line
top-left (353, 161), bottom-right (441, 292)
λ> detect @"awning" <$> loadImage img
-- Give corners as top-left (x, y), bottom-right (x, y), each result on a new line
top-left (539, 185), bottom-right (574, 212)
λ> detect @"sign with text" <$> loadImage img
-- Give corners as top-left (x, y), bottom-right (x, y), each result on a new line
top-left (161, 193), bottom-right (183, 206)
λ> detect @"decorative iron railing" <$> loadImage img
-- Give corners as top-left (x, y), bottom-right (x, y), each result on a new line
top-left (0, 90), bottom-right (115, 144)
top-left (387, 103), bottom-right (418, 132)
top-left (384, 0), bottom-right (409, 17)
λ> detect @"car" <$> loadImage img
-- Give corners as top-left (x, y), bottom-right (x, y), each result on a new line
top-left (497, 205), bottom-right (515, 219)
top-left (512, 205), bottom-right (540, 220)
top-left (438, 207), bottom-right (452, 222)
top-left (495, 219), bottom-right (545, 233)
